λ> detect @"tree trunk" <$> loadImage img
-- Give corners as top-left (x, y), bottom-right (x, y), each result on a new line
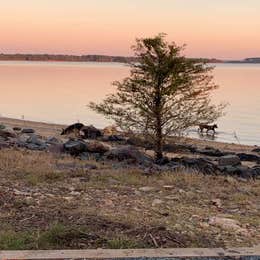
top-left (155, 115), bottom-right (163, 161)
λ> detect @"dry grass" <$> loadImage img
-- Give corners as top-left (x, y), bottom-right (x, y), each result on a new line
top-left (0, 148), bottom-right (259, 249)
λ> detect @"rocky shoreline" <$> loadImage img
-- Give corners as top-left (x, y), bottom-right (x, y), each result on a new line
top-left (1, 118), bottom-right (260, 179)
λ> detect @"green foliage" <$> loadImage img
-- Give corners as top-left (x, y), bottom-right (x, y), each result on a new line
top-left (90, 34), bottom-right (226, 160)
top-left (0, 231), bottom-right (34, 250)
top-left (107, 237), bottom-right (140, 249)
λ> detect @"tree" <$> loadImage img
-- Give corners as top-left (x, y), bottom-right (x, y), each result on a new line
top-left (89, 34), bottom-right (225, 161)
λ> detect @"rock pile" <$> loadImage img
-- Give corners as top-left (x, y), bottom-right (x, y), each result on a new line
top-left (0, 123), bottom-right (260, 179)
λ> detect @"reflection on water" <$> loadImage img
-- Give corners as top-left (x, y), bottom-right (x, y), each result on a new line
top-left (0, 61), bottom-right (260, 145)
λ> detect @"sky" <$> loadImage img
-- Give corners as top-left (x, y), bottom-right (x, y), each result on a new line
top-left (1, 0), bottom-right (260, 59)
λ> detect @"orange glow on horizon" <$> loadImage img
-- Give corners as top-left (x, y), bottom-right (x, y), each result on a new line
top-left (1, 0), bottom-right (260, 59)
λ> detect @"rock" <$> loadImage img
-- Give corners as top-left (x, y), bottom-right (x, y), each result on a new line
top-left (252, 147), bottom-right (260, 153)
top-left (218, 165), bottom-right (253, 178)
top-left (170, 157), bottom-right (219, 175)
top-left (155, 156), bottom-right (170, 165)
top-left (152, 199), bottom-right (163, 206)
top-left (46, 136), bottom-right (61, 144)
top-left (86, 141), bottom-right (110, 154)
top-left (0, 139), bottom-right (10, 149)
top-left (21, 128), bottom-right (35, 134)
top-left (105, 145), bottom-right (152, 164)
top-left (48, 143), bottom-right (65, 154)
top-left (237, 153), bottom-right (260, 162)
top-left (139, 186), bottom-right (155, 192)
top-left (211, 199), bottom-right (222, 208)
top-left (13, 127), bottom-right (21, 131)
top-left (0, 128), bottom-right (17, 139)
top-left (64, 139), bottom-right (88, 155)
top-left (250, 166), bottom-right (260, 179)
top-left (0, 124), bottom-right (6, 130)
top-left (80, 125), bottom-right (103, 139)
top-left (17, 134), bottom-right (30, 144)
top-left (163, 143), bottom-right (197, 153)
top-left (22, 135), bottom-right (47, 150)
top-left (27, 135), bottom-right (45, 146)
top-left (208, 216), bottom-right (247, 234)
top-left (197, 146), bottom-right (225, 157)
top-left (218, 155), bottom-right (241, 166)
top-left (108, 135), bottom-right (125, 142)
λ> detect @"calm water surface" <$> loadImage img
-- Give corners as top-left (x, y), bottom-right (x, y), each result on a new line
top-left (0, 61), bottom-right (260, 145)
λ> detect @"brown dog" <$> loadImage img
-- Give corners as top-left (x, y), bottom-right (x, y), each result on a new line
top-left (199, 124), bottom-right (218, 133)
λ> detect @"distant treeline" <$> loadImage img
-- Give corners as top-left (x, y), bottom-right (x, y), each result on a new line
top-left (0, 54), bottom-right (259, 63)
top-left (0, 54), bottom-right (138, 63)
top-left (227, 57), bottom-right (260, 64)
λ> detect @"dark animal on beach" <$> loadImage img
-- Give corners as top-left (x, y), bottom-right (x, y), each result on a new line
top-left (61, 123), bottom-right (84, 137)
top-left (199, 124), bottom-right (218, 133)
top-left (80, 125), bottom-right (103, 139)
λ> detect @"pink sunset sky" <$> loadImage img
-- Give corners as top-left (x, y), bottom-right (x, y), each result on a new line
top-left (1, 0), bottom-right (260, 59)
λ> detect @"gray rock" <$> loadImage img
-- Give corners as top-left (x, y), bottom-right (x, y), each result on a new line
top-left (250, 166), bottom-right (260, 179)
top-left (17, 133), bottom-right (30, 144)
top-left (197, 147), bottom-right (225, 157)
top-left (0, 124), bottom-right (6, 130)
top-left (27, 135), bottom-right (45, 146)
top-left (64, 139), bottom-right (88, 156)
top-left (218, 165), bottom-right (256, 178)
top-left (237, 153), bottom-right (260, 162)
top-left (105, 145), bottom-right (152, 164)
top-left (218, 155), bottom-right (241, 166)
top-left (46, 136), bottom-right (61, 144)
top-left (48, 143), bottom-right (65, 154)
top-left (170, 157), bottom-right (219, 175)
top-left (163, 143), bottom-right (197, 153)
top-left (26, 143), bottom-right (45, 151)
top-left (79, 152), bottom-right (101, 161)
top-left (21, 128), bottom-right (35, 134)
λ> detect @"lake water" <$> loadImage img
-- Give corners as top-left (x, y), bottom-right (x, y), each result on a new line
top-left (0, 61), bottom-right (260, 145)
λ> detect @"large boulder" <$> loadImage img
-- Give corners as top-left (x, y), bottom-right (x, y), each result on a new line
top-left (218, 165), bottom-right (252, 178)
top-left (170, 157), bottom-right (219, 175)
top-left (105, 145), bottom-right (152, 164)
top-left (17, 133), bottom-right (30, 144)
top-left (64, 139), bottom-right (88, 155)
top-left (85, 141), bottom-right (110, 154)
top-left (27, 135), bottom-right (45, 146)
top-left (218, 155), bottom-right (241, 167)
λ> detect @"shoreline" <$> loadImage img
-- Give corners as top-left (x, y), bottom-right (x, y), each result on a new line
top-left (0, 116), bottom-right (256, 154)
